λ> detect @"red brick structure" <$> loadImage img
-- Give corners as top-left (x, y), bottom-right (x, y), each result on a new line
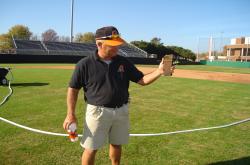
top-left (224, 37), bottom-right (250, 61)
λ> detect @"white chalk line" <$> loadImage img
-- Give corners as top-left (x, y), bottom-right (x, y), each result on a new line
top-left (0, 116), bottom-right (249, 137)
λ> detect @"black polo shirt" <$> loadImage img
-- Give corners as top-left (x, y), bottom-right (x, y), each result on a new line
top-left (69, 51), bottom-right (144, 108)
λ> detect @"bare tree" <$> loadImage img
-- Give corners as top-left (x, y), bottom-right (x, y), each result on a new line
top-left (30, 34), bottom-right (40, 41)
top-left (42, 29), bottom-right (59, 41)
top-left (59, 36), bottom-right (70, 42)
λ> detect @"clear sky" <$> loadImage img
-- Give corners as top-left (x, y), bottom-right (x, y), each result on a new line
top-left (1, 0), bottom-right (250, 52)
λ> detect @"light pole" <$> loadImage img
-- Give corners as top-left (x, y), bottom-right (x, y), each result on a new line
top-left (196, 36), bottom-right (200, 62)
top-left (70, 0), bottom-right (74, 43)
top-left (220, 31), bottom-right (224, 56)
top-left (208, 36), bottom-right (213, 61)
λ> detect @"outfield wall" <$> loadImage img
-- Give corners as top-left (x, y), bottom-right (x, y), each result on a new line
top-left (0, 54), bottom-right (159, 65)
top-left (200, 60), bottom-right (250, 68)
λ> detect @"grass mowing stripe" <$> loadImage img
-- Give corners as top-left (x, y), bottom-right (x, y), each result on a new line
top-left (137, 64), bottom-right (250, 74)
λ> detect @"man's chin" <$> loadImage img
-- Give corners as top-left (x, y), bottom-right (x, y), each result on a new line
top-left (109, 53), bottom-right (118, 58)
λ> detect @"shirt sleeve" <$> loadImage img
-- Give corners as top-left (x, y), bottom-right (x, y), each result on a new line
top-left (126, 59), bottom-right (144, 83)
top-left (68, 62), bottom-right (84, 89)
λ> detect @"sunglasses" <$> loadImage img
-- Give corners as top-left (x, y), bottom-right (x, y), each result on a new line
top-left (96, 34), bottom-right (120, 40)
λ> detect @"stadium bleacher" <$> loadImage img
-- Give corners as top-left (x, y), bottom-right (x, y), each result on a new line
top-left (15, 40), bottom-right (45, 50)
top-left (14, 40), bottom-right (148, 58)
top-left (14, 40), bottom-right (47, 55)
top-left (119, 44), bottom-right (148, 58)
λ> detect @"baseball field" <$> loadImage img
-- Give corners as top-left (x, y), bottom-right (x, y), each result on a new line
top-left (0, 64), bottom-right (250, 165)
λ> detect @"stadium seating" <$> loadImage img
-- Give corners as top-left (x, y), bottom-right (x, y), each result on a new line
top-left (14, 40), bottom-right (148, 58)
top-left (15, 40), bottom-right (47, 55)
top-left (15, 40), bottom-right (45, 50)
top-left (119, 43), bottom-right (148, 58)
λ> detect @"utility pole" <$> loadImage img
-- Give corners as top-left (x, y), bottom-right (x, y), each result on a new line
top-left (196, 36), bottom-right (200, 62)
top-left (208, 36), bottom-right (213, 61)
top-left (70, 0), bottom-right (74, 43)
top-left (220, 31), bottom-right (224, 55)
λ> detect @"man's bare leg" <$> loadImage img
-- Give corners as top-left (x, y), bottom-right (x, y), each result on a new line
top-left (82, 149), bottom-right (97, 165)
top-left (109, 144), bottom-right (122, 165)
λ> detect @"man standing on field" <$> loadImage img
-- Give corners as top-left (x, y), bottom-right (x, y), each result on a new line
top-left (63, 26), bottom-right (174, 165)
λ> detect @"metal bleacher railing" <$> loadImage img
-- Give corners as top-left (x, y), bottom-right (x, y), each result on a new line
top-left (15, 40), bottom-right (47, 55)
top-left (13, 40), bottom-right (149, 58)
top-left (118, 43), bottom-right (148, 58)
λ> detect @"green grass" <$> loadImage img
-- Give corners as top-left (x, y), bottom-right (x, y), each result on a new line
top-left (138, 64), bottom-right (250, 74)
top-left (0, 65), bottom-right (250, 165)
top-left (1, 63), bottom-right (75, 67)
top-left (2, 63), bottom-right (250, 74)
top-left (176, 65), bottom-right (250, 74)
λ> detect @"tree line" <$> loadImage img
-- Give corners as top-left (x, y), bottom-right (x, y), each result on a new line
top-left (131, 38), bottom-right (196, 61)
top-left (0, 24), bottom-right (95, 53)
top-left (0, 24), bottom-right (196, 61)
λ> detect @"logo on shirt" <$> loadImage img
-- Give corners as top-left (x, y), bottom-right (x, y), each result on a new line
top-left (118, 65), bottom-right (124, 79)
top-left (118, 65), bottom-right (124, 73)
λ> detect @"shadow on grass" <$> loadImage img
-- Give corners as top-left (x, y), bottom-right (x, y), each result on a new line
top-left (209, 156), bottom-right (250, 165)
top-left (11, 82), bottom-right (49, 87)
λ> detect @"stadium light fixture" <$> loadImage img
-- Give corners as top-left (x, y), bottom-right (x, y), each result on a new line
top-left (70, 0), bottom-right (74, 43)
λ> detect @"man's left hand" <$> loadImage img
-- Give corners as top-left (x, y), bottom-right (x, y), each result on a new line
top-left (157, 58), bottom-right (175, 76)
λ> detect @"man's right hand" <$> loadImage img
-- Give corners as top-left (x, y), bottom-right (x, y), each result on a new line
top-left (63, 113), bottom-right (77, 130)
top-left (63, 87), bottom-right (79, 130)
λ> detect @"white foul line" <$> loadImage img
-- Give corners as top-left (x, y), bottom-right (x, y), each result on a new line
top-left (0, 116), bottom-right (249, 137)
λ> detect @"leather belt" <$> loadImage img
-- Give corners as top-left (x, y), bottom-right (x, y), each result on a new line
top-left (102, 102), bottom-right (128, 109)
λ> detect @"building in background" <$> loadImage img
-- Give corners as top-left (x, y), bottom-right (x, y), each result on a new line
top-left (224, 37), bottom-right (250, 61)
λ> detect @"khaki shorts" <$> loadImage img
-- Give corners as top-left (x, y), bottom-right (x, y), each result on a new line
top-left (80, 104), bottom-right (129, 150)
